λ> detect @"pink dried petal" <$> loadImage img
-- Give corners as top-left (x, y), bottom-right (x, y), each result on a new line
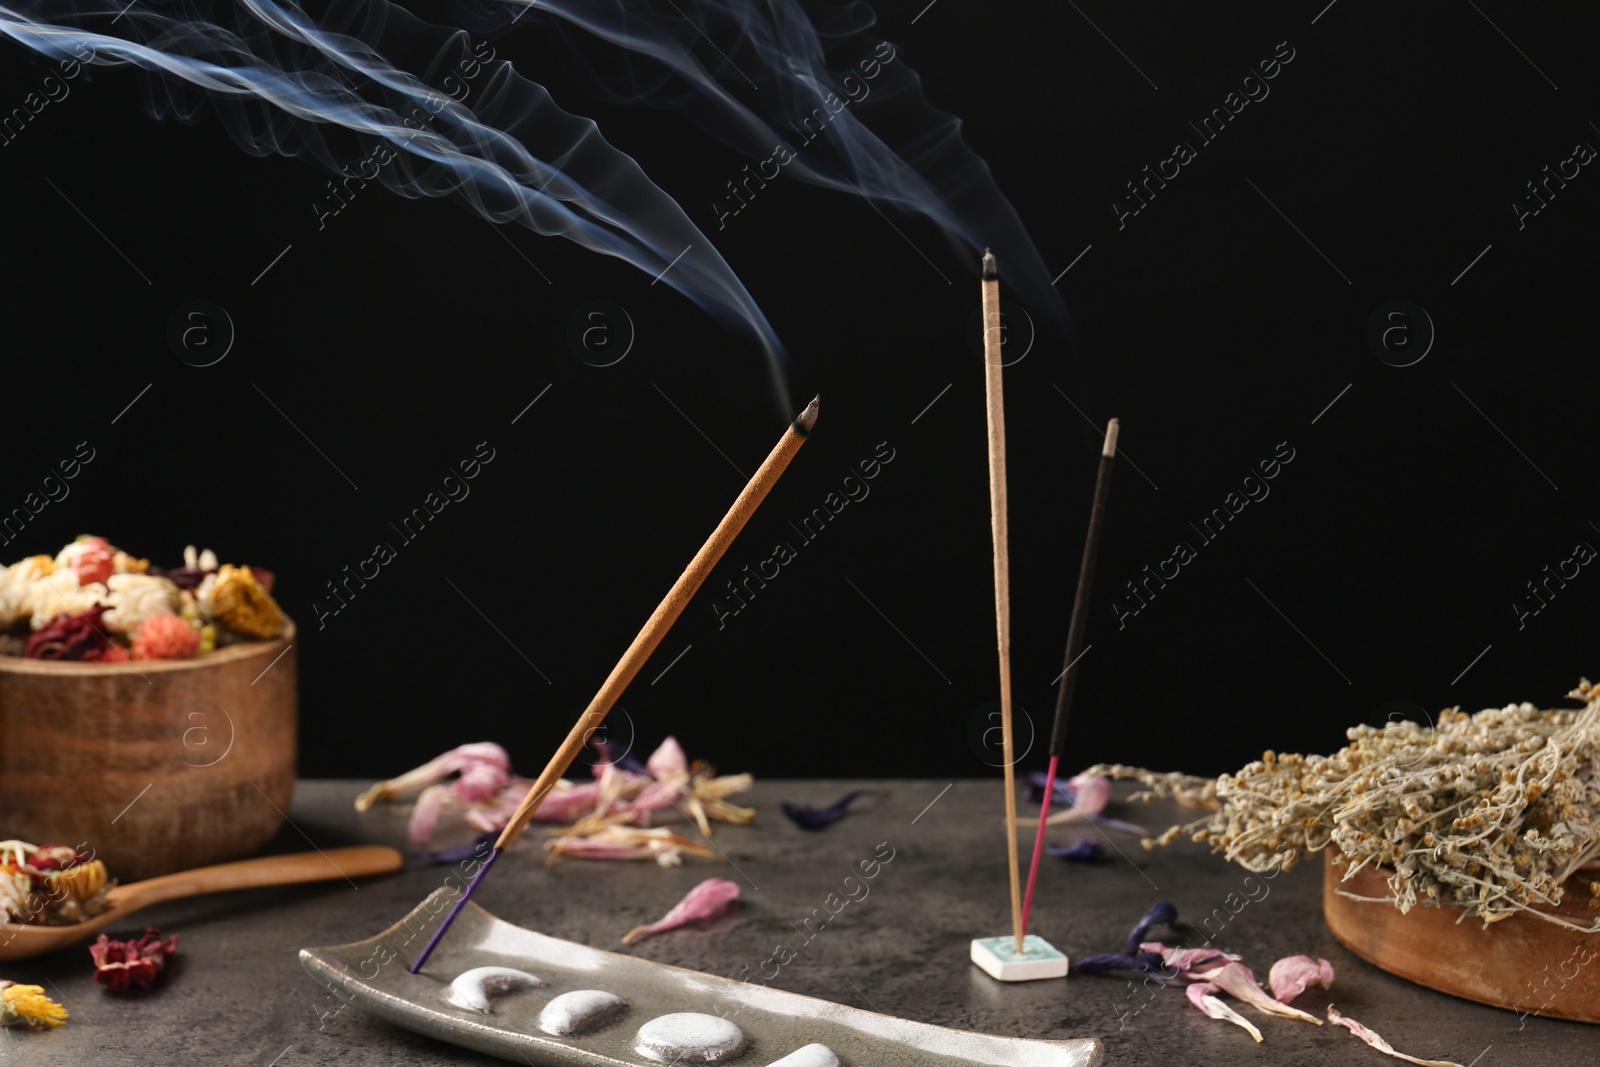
top-left (1043, 773), bottom-right (1112, 826)
top-left (1193, 961), bottom-right (1321, 1025)
top-left (409, 784), bottom-right (449, 845)
top-left (622, 877), bottom-right (740, 945)
top-left (1186, 981), bottom-right (1263, 1043)
top-left (529, 782), bottom-right (606, 822)
top-left (646, 736), bottom-right (688, 779)
top-left (1140, 942), bottom-right (1240, 976)
top-left (1327, 1005), bottom-right (1463, 1067)
top-left (621, 779), bottom-right (686, 818)
top-left (453, 759), bottom-right (511, 804)
top-left (89, 927), bottom-right (179, 991)
top-left (1270, 955), bottom-right (1335, 1003)
top-left (70, 537), bottom-right (116, 586)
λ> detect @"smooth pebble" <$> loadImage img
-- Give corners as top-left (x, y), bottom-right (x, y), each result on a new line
top-left (443, 966), bottom-right (545, 1014)
top-left (764, 1043), bottom-right (840, 1067)
top-left (634, 1012), bottom-right (748, 1062)
top-left (538, 989), bottom-right (627, 1036)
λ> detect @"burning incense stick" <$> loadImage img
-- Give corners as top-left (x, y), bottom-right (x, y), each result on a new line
top-left (1019, 418), bottom-right (1117, 938)
top-left (978, 250), bottom-right (1025, 954)
top-left (410, 396), bottom-right (820, 973)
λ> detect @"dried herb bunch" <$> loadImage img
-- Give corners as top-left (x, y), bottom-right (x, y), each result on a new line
top-left (1090, 681), bottom-right (1600, 930)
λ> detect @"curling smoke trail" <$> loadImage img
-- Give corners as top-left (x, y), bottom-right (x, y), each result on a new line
top-left (456, 0), bottom-right (1071, 338)
top-left (0, 0), bottom-right (794, 407)
top-left (2, 1), bottom-right (1072, 406)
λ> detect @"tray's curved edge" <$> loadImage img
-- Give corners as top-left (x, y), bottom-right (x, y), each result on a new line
top-left (299, 888), bottom-right (1105, 1067)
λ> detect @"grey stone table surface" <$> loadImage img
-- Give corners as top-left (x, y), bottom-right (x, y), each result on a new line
top-left (10, 779), bottom-right (1593, 1065)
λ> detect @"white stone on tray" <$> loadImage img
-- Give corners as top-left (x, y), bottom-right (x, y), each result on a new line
top-left (537, 989), bottom-right (627, 1036)
top-left (634, 1012), bottom-right (748, 1062)
top-left (970, 935), bottom-right (1069, 982)
top-left (443, 966), bottom-right (546, 1013)
top-left (764, 1043), bottom-right (841, 1067)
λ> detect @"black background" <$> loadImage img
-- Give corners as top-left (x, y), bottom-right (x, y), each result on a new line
top-left (3, 2), bottom-right (1597, 783)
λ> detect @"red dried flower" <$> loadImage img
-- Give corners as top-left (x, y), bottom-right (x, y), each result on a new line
top-left (131, 614), bottom-right (201, 660)
top-left (246, 566), bottom-right (275, 593)
top-left (89, 928), bottom-right (179, 992)
top-left (24, 845), bottom-right (88, 872)
top-left (25, 606), bottom-right (112, 661)
top-left (70, 536), bottom-right (116, 586)
top-left (99, 642), bottom-right (132, 663)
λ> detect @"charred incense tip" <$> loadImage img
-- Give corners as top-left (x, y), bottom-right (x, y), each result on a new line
top-left (1103, 418), bottom-right (1120, 458)
top-left (981, 248), bottom-right (998, 280)
top-left (793, 395), bottom-right (821, 434)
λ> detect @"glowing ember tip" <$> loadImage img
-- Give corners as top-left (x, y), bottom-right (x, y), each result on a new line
top-left (794, 396), bottom-right (820, 434)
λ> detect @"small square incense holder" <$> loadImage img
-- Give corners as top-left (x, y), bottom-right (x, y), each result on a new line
top-left (970, 935), bottom-right (1068, 982)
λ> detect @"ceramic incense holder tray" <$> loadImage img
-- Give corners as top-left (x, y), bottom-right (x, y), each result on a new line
top-left (300, 888), bottom-right (1103, 1067)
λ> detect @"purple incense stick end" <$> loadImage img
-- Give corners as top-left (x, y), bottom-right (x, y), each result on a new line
top-left (409, 847), bottom-right (502, 974)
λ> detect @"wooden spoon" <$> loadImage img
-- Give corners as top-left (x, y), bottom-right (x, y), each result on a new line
top-left (0, 845), bottom-right (403, 961)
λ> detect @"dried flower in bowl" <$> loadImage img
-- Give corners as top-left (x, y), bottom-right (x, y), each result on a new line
top-left (0, 537), bottom-right (288, 658)
top-left (131, 614), bottom-right (201, 660)
top-left (204, 564), bottom-right (284, 639)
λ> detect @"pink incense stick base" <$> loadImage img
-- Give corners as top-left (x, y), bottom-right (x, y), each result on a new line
top-left (1019, 754), bottom-right (1060, 938)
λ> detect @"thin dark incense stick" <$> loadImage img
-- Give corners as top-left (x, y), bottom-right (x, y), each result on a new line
top-left (979, 250), bottom-right (1024, 954)
top-left (410, 397), bottom-right (820, 973)
top-left (1019, 418), bottom-right (1117, 937)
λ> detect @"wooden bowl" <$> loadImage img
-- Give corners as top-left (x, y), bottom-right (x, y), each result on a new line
top-left (1323, 851), bottom-right (1600, 1023)
top-left (0, 625), bottom-right (296, 880)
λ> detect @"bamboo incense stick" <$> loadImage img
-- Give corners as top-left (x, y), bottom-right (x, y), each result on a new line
top-left (410, 396), bottom-right (820, 973)
top-left (1019, 418), bottom-right (1117, 938)
top-left (979, 250), bottom-right (1025, 954)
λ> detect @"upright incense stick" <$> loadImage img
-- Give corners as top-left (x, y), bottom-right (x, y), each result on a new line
top-left (1019, 418), bottom-right (1118, 937)
top-left (410, 396), bottom-right (820, 973)
top-left (979, 250), bottom-right (1024, 954)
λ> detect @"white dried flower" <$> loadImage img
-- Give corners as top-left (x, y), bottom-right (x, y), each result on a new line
top-left (101, 573), bottom-right (180, 634)
top-left (22, 572), bottom-right (105, 629)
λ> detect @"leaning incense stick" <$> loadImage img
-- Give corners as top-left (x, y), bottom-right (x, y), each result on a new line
top-left (979, 250), bottom-right (1024, 954)
top-left (410, 396), bottom-right (820, 973)
top-left (1019, 418), bottom-right (1118, 938)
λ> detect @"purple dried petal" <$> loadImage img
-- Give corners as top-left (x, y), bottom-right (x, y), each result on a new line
top-left (780, 791), bottom-right (872, 832)
top-left (590, 737), bottom-right (648, 776)
top-left (1126, 901), bottom-right (1178, 954)
top-left (1026, 772), bottom-right (1077, 806)
top-left (1046, 839), bottom-right (1105, 862)
top-left (1072, 950), bottom-right (1167, 975)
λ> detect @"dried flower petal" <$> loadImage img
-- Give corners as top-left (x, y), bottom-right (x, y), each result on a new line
top-left (1126, 900), bottom-right (1178, 954)
top-left (59, 536), bottom-right (116, 587)
top-left (1186, 981), bottom-right (1263, 1042)
top-left (622, 878), bottom-right (740, 944)
top-left (1046, 838), bottom-right (1105, 862)
top-left (1139, 942), bottom-right (1238, 975)
top-left (131, 613), bottom-right (201, 660)
top-left (89, 927), bottom-right (179, 991)
top-left (1269, 955), bottom-right (1334, 1004)
top-left (1071, 951), bottom-right (1167, 975)
top-left (646, 737), bottom-right (688, 779)
top-left (0, 982), bottom-right (68, 1028)
top-left (207, 564), bottom-right (285, 638)
top-left (1191, 961), bottom-right (1321, 1024)
top-left (1041, 774), bottom-right (1112, 826)
top-left (1326, 1005), bottom-right (1463, 1067)
top-left (25, 606), bottom-right (112, 661)
top-left (780, 791), bottom-right (874, 832)
top-left (102, 573), bottom-right (179, 635)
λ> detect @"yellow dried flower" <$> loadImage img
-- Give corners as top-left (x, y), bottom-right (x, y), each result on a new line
top-left (49, 859), bottom-right (108, 902)
top-left (0, 983), bottom-right (68, 1028)
top-left (208, 565), bottom-right (285, 638)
